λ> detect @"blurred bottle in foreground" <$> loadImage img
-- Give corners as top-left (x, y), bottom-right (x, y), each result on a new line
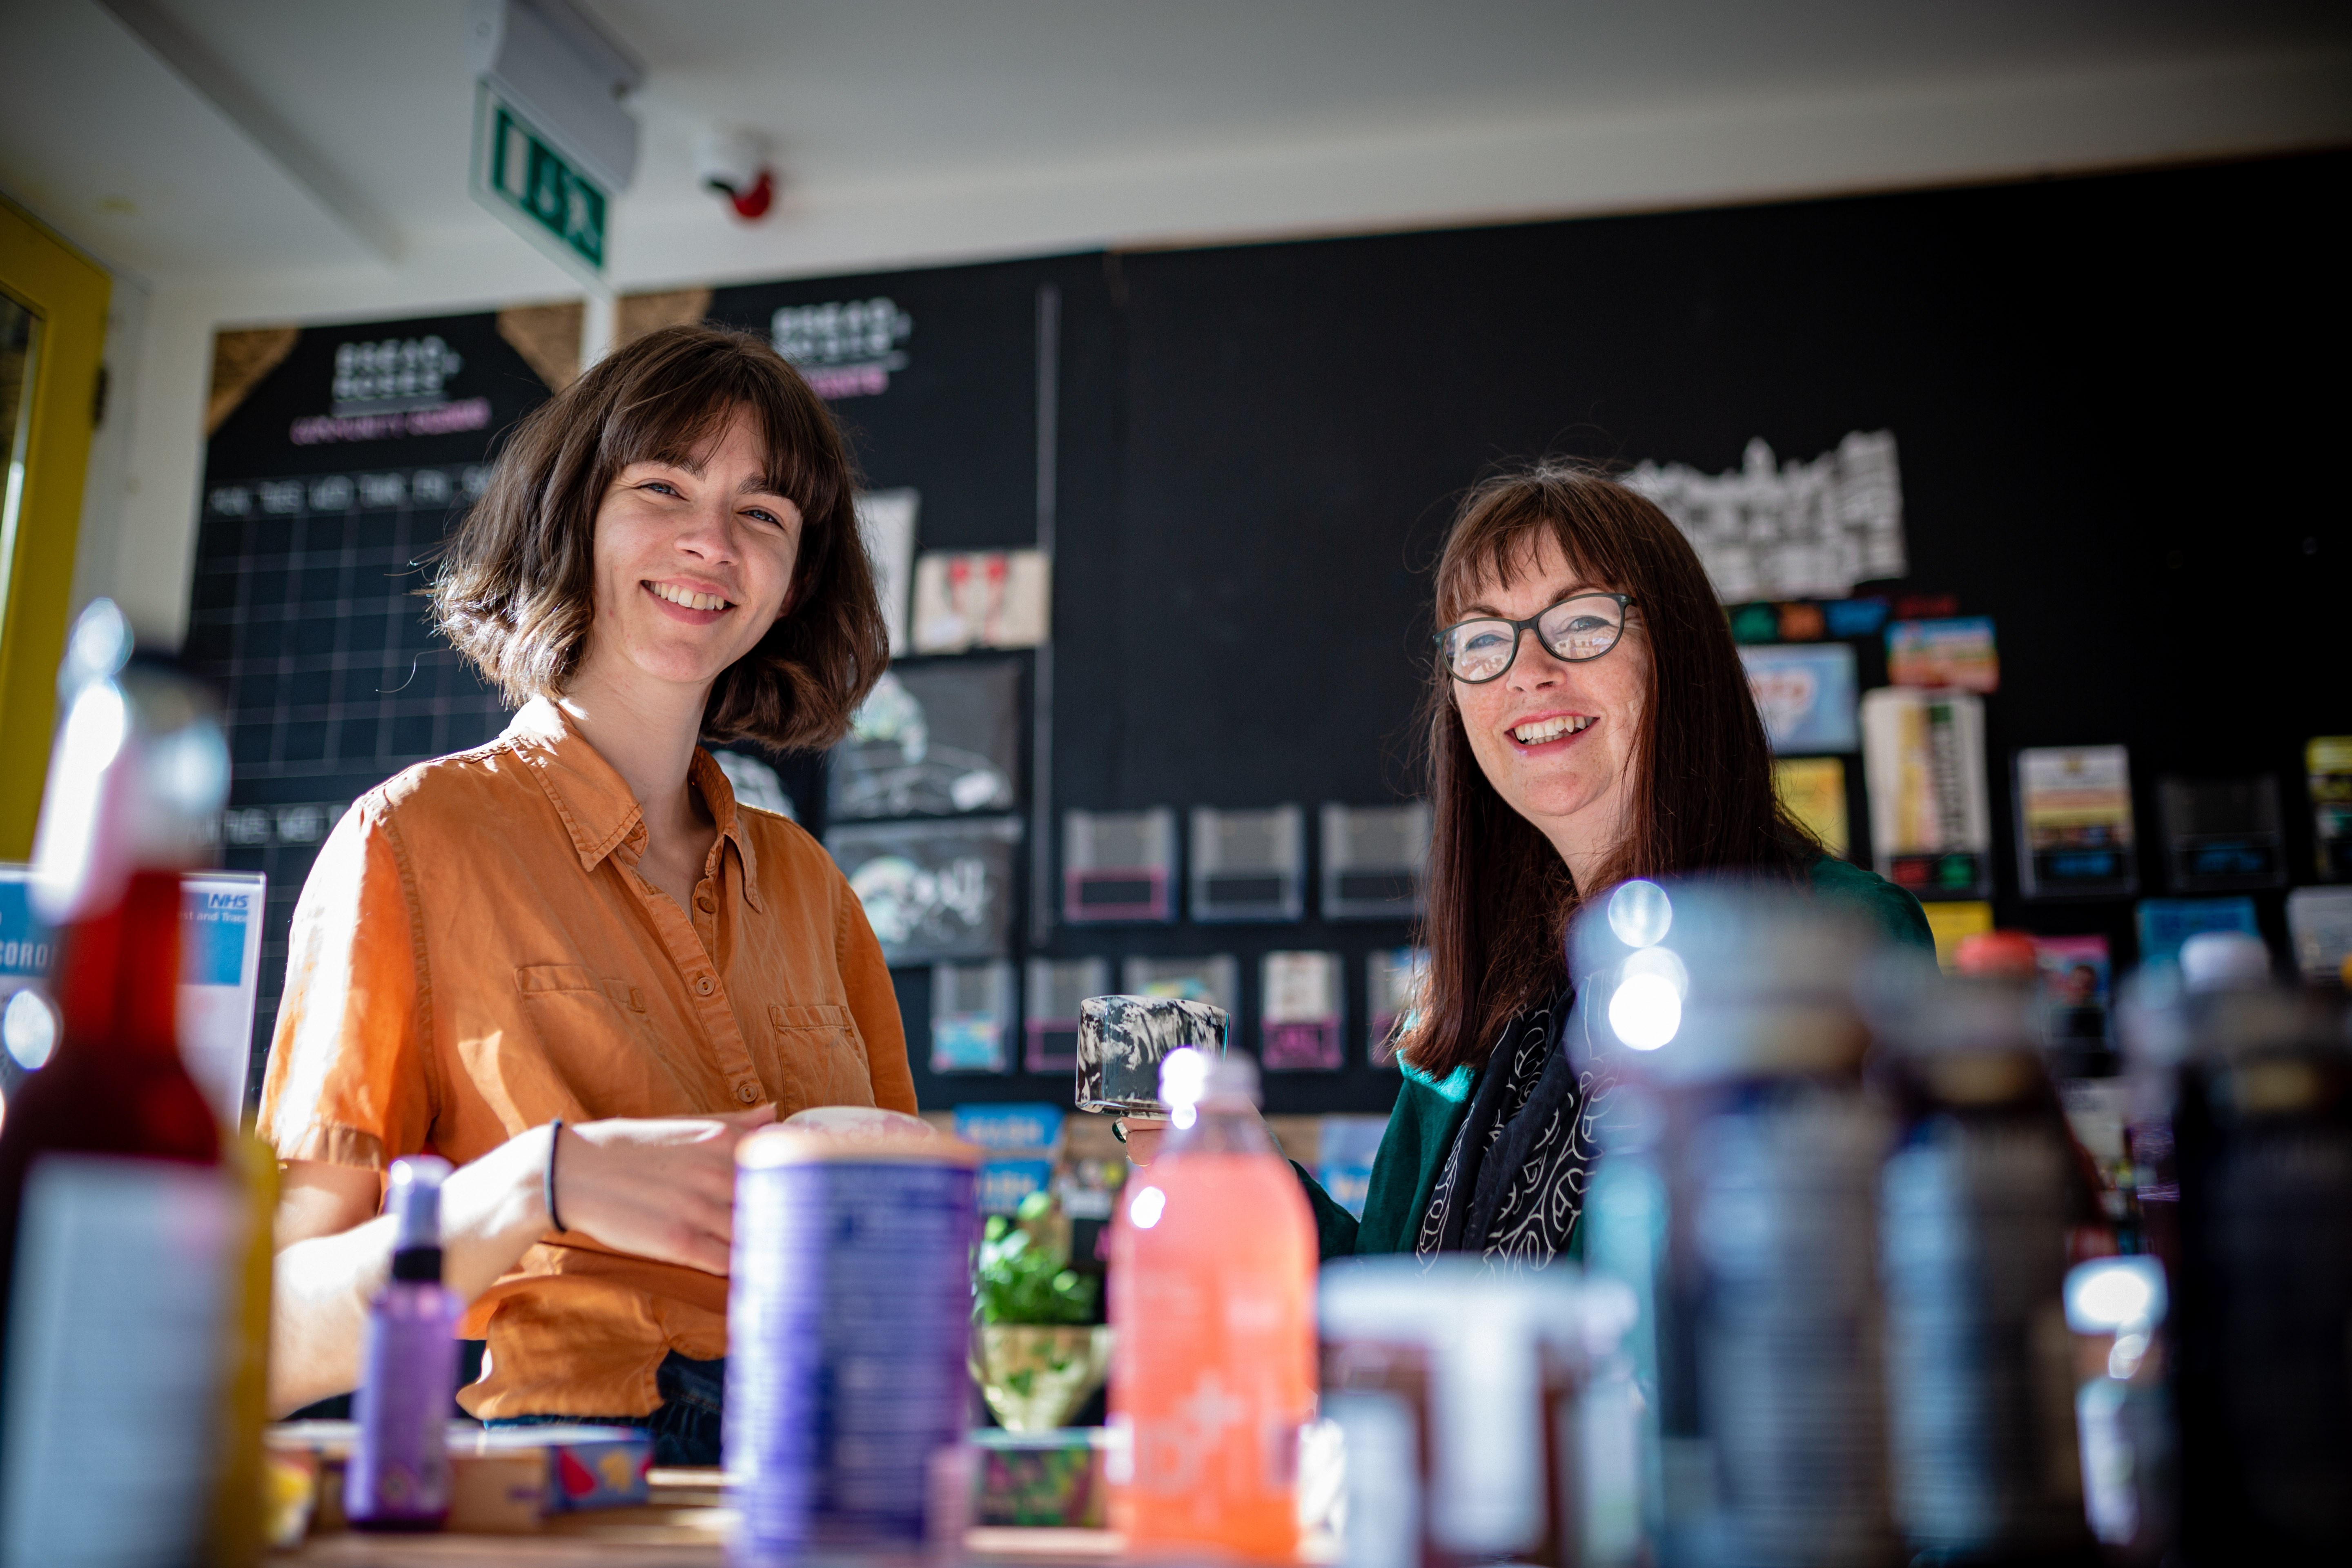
top-left (0, 601), bottom-right (239, 1566)
top-left (1575, 877), bottom-right (1900, 1568)
top-left (2127, 930), bottom-right (2352, 1557)
top-left (346, 1156), bottom-right (461, 1530)
top-left (1867, 956), bottom-right (2101, 1565)
top-left (2062, 1255), bottom-right (2174, 1564)
top-left (1107, 1046), bottom-right (1315, 1561)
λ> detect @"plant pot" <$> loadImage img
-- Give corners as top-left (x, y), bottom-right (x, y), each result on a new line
top-left (972, 1324), bottom-right (1114, 1433)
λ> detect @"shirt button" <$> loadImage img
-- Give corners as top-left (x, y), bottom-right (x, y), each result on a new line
top-left (695, 976), bottom-right (716, 997)
top-left (695, 890), bottom-right (715, 913)
top-left (735, 1082), bottom-right (760, 1105)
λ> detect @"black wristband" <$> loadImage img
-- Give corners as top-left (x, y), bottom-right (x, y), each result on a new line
top-left (545, 1119), bottom-right (568, 1234)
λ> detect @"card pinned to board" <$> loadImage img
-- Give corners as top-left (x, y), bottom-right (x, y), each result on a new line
top-left (1861, 687), bottom-right (1991, 901)
top-left (855, 489), bottom-right (920, 657)
top-left (2014, 745), bottom-right (2136, 900)
top-left (2135, 896), bottom-right (2261, 969)
top-left (1887, 616), bottom-right (1999, 693)
top-left (1741, 644), bottom-right (1859, 753)
top-left (912, 549), bottom-right (1050, 653)
top-left (1773, 757), bottom-right (1850, 860)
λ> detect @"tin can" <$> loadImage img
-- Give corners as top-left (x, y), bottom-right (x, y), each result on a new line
top-left (1074, 994), bottom-right (1227, 1115)
top-left (726, 1123), bottom-right (980, 1564)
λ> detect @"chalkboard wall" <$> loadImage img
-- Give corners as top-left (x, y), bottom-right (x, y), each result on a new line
top-left (194, 151), bottom-right (2352, 1117)
top-left (698, 150), bottom-right (2350, 1114)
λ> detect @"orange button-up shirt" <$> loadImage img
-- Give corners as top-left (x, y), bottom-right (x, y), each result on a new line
top-left (256, 698), bottom-right (914, 1417)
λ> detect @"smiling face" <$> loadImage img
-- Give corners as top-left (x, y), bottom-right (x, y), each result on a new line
top-left (574, 403), bottom-right (803, 704)
top-left (1448, 530), bottom-right (1650, 881)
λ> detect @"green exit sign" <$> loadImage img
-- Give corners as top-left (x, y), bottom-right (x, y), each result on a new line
top-left (470, 82), bottom-right (607, 281)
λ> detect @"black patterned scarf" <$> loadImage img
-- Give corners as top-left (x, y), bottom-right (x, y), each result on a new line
top-left (1414, 987), bottom-right (1601, 1267)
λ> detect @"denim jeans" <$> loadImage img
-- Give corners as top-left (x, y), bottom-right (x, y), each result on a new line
top-left (486, 1350), bottom-right (724, 1467)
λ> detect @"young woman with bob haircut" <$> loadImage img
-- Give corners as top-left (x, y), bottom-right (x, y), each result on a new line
top-left (256, 324), bottom-right (908, 1460)
top-left (1131, 461), bottom-right (1930, 1264)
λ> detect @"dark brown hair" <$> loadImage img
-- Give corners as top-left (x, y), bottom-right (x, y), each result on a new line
top-left (432, 323), bottom-right (887, 750)
top-left (1401, 460), bottom-right (1816, 1076)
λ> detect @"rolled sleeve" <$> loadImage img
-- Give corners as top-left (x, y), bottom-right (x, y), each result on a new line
top-left (256, 800), bottom-right (435, 1169)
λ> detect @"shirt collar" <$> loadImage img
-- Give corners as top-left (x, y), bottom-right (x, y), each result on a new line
top-left (505, 697), bottom-right (765, 912)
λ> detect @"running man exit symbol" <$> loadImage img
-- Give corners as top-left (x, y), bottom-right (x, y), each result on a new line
top-left (471, 82), bottom-right (608, 280)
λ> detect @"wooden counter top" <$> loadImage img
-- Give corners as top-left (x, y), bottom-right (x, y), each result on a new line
top-left (276, 1471), bottom-right (1126, 1566)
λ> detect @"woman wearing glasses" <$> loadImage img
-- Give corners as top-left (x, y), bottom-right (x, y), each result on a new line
top-left (1134, 462), bottom-right (1930, 1264)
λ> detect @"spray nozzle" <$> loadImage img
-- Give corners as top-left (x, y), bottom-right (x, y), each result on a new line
top-left (387, 1156), bottom-right (454, 1255)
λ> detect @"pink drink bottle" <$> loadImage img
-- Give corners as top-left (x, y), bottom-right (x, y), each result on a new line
top-left (1109, 1050), bottom-right (1318, 1560)
top-left (346, 1156), bottom-right (461, 1530)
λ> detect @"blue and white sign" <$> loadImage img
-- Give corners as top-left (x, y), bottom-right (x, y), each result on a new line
top-left (180, 873), bottom-right (266, 1127)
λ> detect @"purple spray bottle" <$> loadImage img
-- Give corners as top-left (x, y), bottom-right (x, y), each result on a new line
top-left (346, 1155), bottom-right (461, 1530)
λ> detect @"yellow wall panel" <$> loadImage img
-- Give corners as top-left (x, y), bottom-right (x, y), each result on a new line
top-left (0, 196), bottom-right (111, 860)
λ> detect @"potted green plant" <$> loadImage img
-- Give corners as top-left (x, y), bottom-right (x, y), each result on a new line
top-left (972, 1190), bottom-right (1112, 1431)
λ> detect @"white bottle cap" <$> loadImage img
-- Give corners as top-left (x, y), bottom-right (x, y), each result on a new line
top-left (2179, 931), bottom-right (2270, 993)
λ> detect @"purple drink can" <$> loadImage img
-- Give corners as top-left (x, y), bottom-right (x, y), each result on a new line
top-left (727, 1118), bottom-right (980, 1564)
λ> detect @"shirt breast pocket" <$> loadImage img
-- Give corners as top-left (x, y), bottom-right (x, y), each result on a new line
top-left (769, 1003), bottom-right (875, 1112)
top-left (514, 964), bottom-right (687, 1115)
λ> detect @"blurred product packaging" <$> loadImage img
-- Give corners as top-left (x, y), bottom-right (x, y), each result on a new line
top-left (2063, 1255), bottom-right (2174, 1563)
top-left (1319, 1257), bottom-right (1642, 1568)
top-left (0, 601), bottom-right (258, 1566)
top-left (2121, 930), bottom-right (2352, 1558)
top-left (1863, 956), bottom-right (2100, 1562)
top-left (1573, 877), bottom-right (1900, 1567)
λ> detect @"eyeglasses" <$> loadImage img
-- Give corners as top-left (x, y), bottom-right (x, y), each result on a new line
top-left (1435, 592), bottom-right (1633, 682)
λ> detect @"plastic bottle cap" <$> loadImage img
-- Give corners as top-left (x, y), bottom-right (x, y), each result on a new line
top-left (2178, 931), bottom-right (2270, 993)
top-left (1953, 930), bottom-right (2038, 978)
top-left (1158, 1046), bottom-right (1258, 1109)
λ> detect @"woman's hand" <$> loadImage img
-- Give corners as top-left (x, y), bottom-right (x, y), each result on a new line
top-left (558, 1105), bottom-right (777, 1275)
top-left (1116, 1117), bottom-right (1169, 1167)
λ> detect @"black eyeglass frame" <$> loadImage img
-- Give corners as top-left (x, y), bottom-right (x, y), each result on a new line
top-left (1434, 592), bottom-right (1635, 683)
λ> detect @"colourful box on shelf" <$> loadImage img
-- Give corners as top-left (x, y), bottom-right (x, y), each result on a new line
top-left (470, 1425), bottom-right (653, 1512)
top-left (972, 1429), bottom-right (1109, 1528)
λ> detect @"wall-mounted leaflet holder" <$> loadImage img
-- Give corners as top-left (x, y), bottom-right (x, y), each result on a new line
top-left (826, 816), bottom-right (1022, 965)
top-left (2014, 745), bottom-right (2137, 900)
top-left (1860, 688), bottom-right (1991, 901)
top-left (1121, 953), bottom-right (1239, 1013)
top-left (1319, 802), bottom-right (1431, 921)
top-left (930, 960), bottom-right (1015, 1074)
top-left (2159, 775), bottom-right (2286, 893)
top-left (1062, 807), bottom-right (1177, 924)
top-left (1024, 957), bottom-right (1110, 1075)
top-left (1189, 805), bottom-right (1305, 923)
top-left (1261, 951), bottom-right (1344, 1071)
top-left (1366, 947), bottom-right (1429, 1068)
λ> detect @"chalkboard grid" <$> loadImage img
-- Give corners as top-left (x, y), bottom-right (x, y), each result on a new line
top-left (183, 462), bottom-right (509, 1102)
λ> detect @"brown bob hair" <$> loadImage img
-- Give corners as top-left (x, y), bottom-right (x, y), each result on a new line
top-left (1399, 460), bottom-right (1816, 1077)
top-left (432, 323), bottom-right (887, 751)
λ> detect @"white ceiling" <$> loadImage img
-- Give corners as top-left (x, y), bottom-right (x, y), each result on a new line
top-left (3, 0), bottom-right (2348, 312)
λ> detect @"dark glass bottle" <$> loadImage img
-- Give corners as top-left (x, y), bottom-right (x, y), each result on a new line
top-left (1869, 963), bottom-right (2103, 1568)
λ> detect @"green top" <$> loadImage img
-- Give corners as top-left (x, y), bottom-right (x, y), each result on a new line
top-left (1297, 857), bottom-right (1935, 1261)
